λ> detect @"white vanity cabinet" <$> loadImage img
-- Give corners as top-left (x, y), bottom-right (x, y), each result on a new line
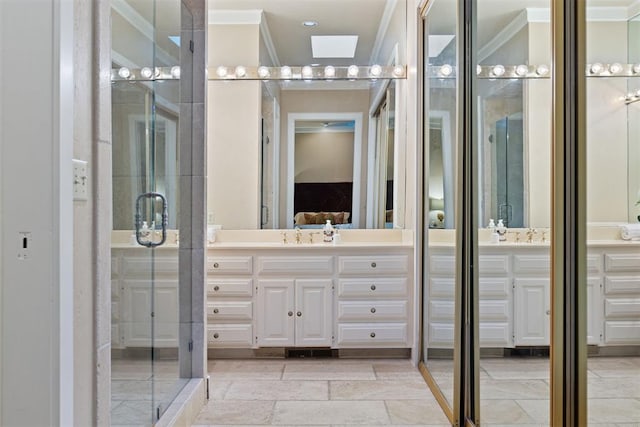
top-left (207, 255), bottom-right (254, 347)
top-left (336, 254), bottom-right (412, 347)
top-left (601, 250), bottom-right (640, 345)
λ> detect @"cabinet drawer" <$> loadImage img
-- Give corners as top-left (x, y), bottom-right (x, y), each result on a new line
top-left (605, 276), bottom-right (640, 295)
top-left (479, 300), bottom-right (510, 321)
top-left (339, 255), bottom-right (408, 275)
top-left (123, 256), bottom-right (179, 275)
top-left (207, 302), bottom-right (253, 321)
top-left (605, 254), bottom-right (640, 273)
top-left (207, 278), bottom-right (253, 297)
top-left (428, 322), bottom-right (454, 347)
top-left (604, 321), bottom-right (640, 344)
top-left (513, 255), bottom-right (549, 275)
top-left (429, 255), bottom-right (455, 275)
top-left (338, 278), bottom-right (407, 298)
top-left (208, 256), bottom-right (253, 274)
top-left (429, 299), bottom-right (454, 321)
top-left (336, 323), bottom-right (407, 346)
top-left (337, 301), bottom-right (407, 321)
top-left (479, 277), bottom-right (510, 298)
top-left (208, 324), bottom-right (253, 347)
top-left (430, 277), bottom-right (454, 298)
top-left (479, 255), bottom-right (510, 275)
top-left (480, 323), bottom-right (511, 347)
top-left (604, 298), bottom-right (640, 319)
top-left (258, 256), bottom-right (333, 275)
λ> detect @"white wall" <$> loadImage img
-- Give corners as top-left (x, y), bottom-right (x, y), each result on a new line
top-left (295, 132), bottom-right (355, 183)
top-left (0, 0), bottom-right (74, 425)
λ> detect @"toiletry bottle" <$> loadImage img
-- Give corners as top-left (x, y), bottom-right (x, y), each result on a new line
top-left (332, 229), bottom-right (341, 245)
top-left (488, 218), bottom-right (496, 231)
top-left (496, 219), bottom-right (507, 241)
top-left (323, 219), bottom-right (334, 243)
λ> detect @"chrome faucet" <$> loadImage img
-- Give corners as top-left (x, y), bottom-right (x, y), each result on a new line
top-left (295, 227), bottom-right (302, 244)
top-left (526, 228), bottom-right (537, 243)
top-left (281, 231), bottom-right (288, 244)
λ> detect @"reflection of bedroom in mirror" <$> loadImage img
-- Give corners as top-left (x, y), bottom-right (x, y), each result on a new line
top-left (428, 112), bottom-right (453, 229)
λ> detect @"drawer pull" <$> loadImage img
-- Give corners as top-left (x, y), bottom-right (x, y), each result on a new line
top-left (371, 262), bottom-right (377, 268)
top-left (213, 308), bottom-right (219, 314)
top-left (213, 285), bottom-right (220, 291)
top-left (370, 332), bottom-right (376, 338)
top-left (213, 333), bottom-right (219, 339)
top-left (288, 311), bottom-right (293, 317)
top-left (370, 284), bottom-right (376, 291)
top-left (213, 262), bottom-right (219, 268)
top-left (297, 311), bottom-right (302, 317)
top-left (370, 307), bottom-right (376, 313)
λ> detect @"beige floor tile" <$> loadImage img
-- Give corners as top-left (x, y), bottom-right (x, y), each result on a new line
top-left (480, 358), bottom-right (550, 380)
top-left (225, 380), bottom-right (329, 401)
top-left (480, 399), bottom-right (536, 424)
top-left (513, 399), bottom-right (549, 424)
top-left (282, 362), bottom-right (376, 380)
top-left (385, 399), bottom-right (451, 425)
top-left (111, 400), bottom-right (154, 425)
top-left (330, 380), bottom-right (430, 400)
top-left (588, 398), bottom-right (640, 424)
top-left (193, 400), bottom-right (274, 425)
top-left (588, 377), bottom-right (640, 398)
top-left (208, 381), bottom-right (231, 400)
top-left (373, 361), bottom-right (425, 380)
top-left (479, 379), bottom-right (549, 400)
top-left (271, 400), bottom-right (390, 425)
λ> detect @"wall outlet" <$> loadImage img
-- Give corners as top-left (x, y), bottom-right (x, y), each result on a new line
top-left (73, 159), bottom-right (88, 201)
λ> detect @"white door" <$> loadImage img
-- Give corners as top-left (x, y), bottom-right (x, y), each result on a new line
top-left (514, 278), bottom-right (550, 346)
top-left (295, 279), bottom-right (333, 346)
top-left (257, 280), bottom-right (295, 346)
top-left (123, 280), bottom-right (179, 347)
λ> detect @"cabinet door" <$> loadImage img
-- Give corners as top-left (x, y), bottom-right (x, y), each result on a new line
top-left (257, 280), bottom-right (294, 346)
top-left (295, 279), bottom-right (333, 347)
top-left (514, 278), bottom-right (550, 346)
top-left (587, 277), bottom-right (602, 345)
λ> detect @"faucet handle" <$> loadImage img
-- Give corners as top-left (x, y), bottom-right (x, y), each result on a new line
top-left (281, 231), bottom-right (288, 244)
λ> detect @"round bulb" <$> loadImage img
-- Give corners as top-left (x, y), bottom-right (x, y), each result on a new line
top-left (609, 63), bottom-right (623, 74)
top-left (324, 65), bottom-right (336, 78)
top-left (118, 67), bottom-right (131, 78)
top-left (635, 89), bottom-right (640, 97)
top-left (235, 66), bottom-right (247, 77)
top-left (258, 66), bottom-right (270, 78)
top-left (392, 65), bottom-right (404, 77)
top-left (154, 67), bottom-right (162, 78)
top-left (492, 64), bottom-right (506, 77)
top-left (515, 64), bottom-right (529, 76)
top-left (216, 66), bottom-right (228, 78)
top-left (170, 66), bottom-right (181, 78)
top-left (280, 66), bottom-right (292, 78)
top-left (439, 64), bottom-right (453, 77)
top-left (536, 64), bottom-right (550, 76)
top-left (476, 65), bottom-right (482, 75)
top-left (370, 64), bottom-right (382, 77)
top-left (347, 65), bottom-right (359, 78)
top-left (302, 66), bottom-right (313, 79)
top-left (590, 62), bottom-right (604, 74)
top-left (140, 67), bottom-right (153, 79)
top-left (632, 64), bottom-right (640, 74)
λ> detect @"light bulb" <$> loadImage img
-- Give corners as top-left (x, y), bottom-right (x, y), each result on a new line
top-left (140, 67), bottom-right (153, 79)
top-left (590, 62), bottom-right (604, 74)
top-left (635, 89), bottom-right (640, 97)
top-left (324, 65), bottom-right (336, 78)
top-left (370, 64), bottom-right (382, 77)
top-left (154, 67), bottom-right (161, 78)
top-left (515, 64), bottom-right (529, 77)
top-left (302, 66), bottom-right (313, 79)
top-left (280, 66), bottom-right (292, 78)
top-left (118, 67), bottom-right (131, 78)
top-left (536, 64), bottom-right (550, 76)
top-left (170, 66), bottom-right (181, 78)
top-left (609, 63), bottom-right (623, 74)
top-left (492, 64), bottom-right (506, 77)
top-left (392, 65), bottom-right (405, 77)
top-left (439, 64), bottom-right (453, 77)
top-left (235, 66), bottom-right (247, 77)
top-left (347, 65), bottom-right (359, 78)
top-left (216, 66), bottom-right (228, 78)
top-left (258, 66), bottom-right (270, 78)
top-left (476, 65), bottom-right (482, 75)
top-left (633, 64), bottom-right (640, 74)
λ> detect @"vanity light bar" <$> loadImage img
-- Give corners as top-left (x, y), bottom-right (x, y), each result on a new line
top-left (586, 63), bottom-right (640, 77)
top-left (429, 64), bottom-right (551, 79)
top-left (206, 65), bottom-right (407, 80)
top-left (111, 66), bottom-right (181, 81)
top-left (624, 89), bottom-right (640, 105)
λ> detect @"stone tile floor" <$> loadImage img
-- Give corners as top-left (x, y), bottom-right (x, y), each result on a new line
top-left (112, 356), bottom-right (640, 426)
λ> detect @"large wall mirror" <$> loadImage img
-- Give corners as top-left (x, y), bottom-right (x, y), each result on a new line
top-left (207, 0), bottom-right (408, 230)
top-left (429, 2), bottom-right (640, 230)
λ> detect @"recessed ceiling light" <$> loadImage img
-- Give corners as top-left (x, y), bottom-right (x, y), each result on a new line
top-left (302, 20), bottom-right (318, 27)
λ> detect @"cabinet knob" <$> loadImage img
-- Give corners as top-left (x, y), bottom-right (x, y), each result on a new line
top-left (288, 311), bottom-right (293, 317)
top-left (213, 333), bottom-right (219, 339)
top-left (371, 262), bottom-right (377, 268)
top-left (370, 307), bottom-right (376, 313)
top-left (370, 284), bottom-right (376, 291)
top-left (297, 311), bottom-right (302, 317)
top-left (213, 285), bottom-right (220, 291)
top-left (370, 332), bottom-right (376, 338)
top-left (213, 262), bottom-right (219, 268)
top-left (213, 308), bottom-right (219, 314)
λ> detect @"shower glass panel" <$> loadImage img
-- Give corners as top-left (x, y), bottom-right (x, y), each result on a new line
top-left (111, 0), bottom-right (191, 424)
top-left (477, 1), bottom-right (551, 424)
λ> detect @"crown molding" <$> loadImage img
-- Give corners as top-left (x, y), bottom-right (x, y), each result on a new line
top-left (370, 0), bottom-right (398, 64)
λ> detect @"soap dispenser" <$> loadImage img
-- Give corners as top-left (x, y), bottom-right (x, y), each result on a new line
top-left (323, 219), bottom-right (334, 243)
top-left (496, 219), bottom-right (507, 241)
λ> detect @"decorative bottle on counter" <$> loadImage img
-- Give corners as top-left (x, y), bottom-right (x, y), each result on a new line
top-left (323, 219), bottom-right (334, 243)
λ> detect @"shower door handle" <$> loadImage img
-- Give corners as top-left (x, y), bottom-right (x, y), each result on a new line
top-left (135, 192), bottom-right (168, 248)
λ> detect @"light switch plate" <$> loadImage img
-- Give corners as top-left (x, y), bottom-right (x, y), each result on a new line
top-left (73, 159), bottom-right (88, 201)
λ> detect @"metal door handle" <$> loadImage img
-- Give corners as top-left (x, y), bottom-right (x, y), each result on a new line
top-left (135, 192), bottom-right (168, 248)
